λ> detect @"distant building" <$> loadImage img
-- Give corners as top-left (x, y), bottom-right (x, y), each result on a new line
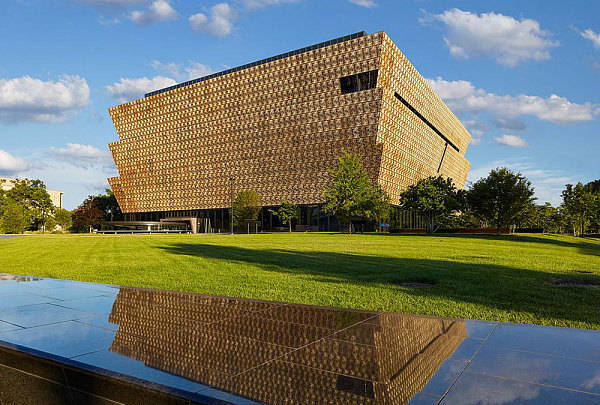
top-left (0, 177), bottom-right (64, 209)
top-left (107, 31), bottom-right (471, 232)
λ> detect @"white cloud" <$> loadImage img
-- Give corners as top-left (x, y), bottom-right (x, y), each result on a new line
top-left (428, 77), bottom-right (598, 125)
top-left (130, 0), bottom-right (177, 25)
top-left (189, 3), bottom-right (237, 37)
top-left (151, 60), bottom-right (213, 81)
top-left (494, 134), bottom-right (528, 148)
top-left (106, 76), bottom-right (176, 102)
top-left (0, 75), bottom-right (90, 124)
top-left (349, 0), bottom-right (376, 8)
top-left (421, 9), bottom-right (558, 66)
top-left (50, 144), bottom-right (112, 168)
top-left (0, 150), bottom-right (28, 173)
top-left (581, 29), bottom-right (600, 48)
top-left (241, 0), bottom-right (300, 9)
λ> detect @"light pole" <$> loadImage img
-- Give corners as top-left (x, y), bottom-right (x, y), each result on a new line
top-left (229, 176), bottom-right (235, 235)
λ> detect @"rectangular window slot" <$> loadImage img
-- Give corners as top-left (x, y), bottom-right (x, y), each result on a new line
top-left (340, 70), bottom-right (378, 94)
top-left (394, 92), bottom-right (459, 153)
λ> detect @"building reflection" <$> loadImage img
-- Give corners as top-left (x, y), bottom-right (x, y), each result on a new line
top-left (108, 288), bottom-right (466, 404)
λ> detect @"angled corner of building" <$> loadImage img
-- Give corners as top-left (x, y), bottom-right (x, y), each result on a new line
top-left (106, 31), bottom-right (471, 231)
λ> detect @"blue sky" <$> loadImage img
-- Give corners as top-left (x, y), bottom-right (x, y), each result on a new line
top-left (1, 0), bottom-right (598, 208)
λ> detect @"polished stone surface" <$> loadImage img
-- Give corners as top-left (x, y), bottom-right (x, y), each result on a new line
top-left (0, 273), bottom-right (599, 405)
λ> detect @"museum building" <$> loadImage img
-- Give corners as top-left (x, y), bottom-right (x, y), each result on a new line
top-left (107, 31), bottom-right (471, 233)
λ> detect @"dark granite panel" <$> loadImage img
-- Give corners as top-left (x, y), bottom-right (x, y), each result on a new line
top-left (486, 323), bottom-right (600, 361)
top-left (52, 296), bottom-right (118, 315)
top-left (0, 344), bottom-right (67, 384)
top-left (420, 360), bottom-right (469, 396)
top-left (0, 363), bottom-right (73, 405)
top-left (0, 293), bottom-right (61, 309)
top-left (72, 350), bottom-right (210, 394)
top-left (63, 366), bottom-right (191, 405)
top-left (0, 321), bottom-right (116, 358)
top-left (469, 345), bottom-right (600, 394)
top-left (0, 303), bottom-right (93, 328)
top-left (442, 371), bottom-right (600, 405)
top-left (464, 321), bottom-right (497, 340)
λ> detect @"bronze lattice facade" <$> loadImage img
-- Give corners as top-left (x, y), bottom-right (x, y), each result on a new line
top-left (107, 31), bottom-right (470, 223)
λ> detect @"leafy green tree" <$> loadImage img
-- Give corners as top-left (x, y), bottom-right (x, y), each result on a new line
top-left (0, 201), bottom-right (27, 234)
top-left (561, 183), bottom-right (595, 236)
top-left (4, 179), bottom-right (54, 232)
top-left (233, 190), bottom-right (261, 225)
top-left (269, 200), bottom-right (299, 232)
top-left (537, 203), bottom-right (560, 233)
top-left (72, 198), bottom-right (104, 233)
top-left (91, 188), bottom-right (122, 221)
top-left (323, 150), bottom-right (375, 234)
top-left (584, 180), bottom-right (600, 233)
top-left (365, 184), bottom-right (391, 232)
top-left (467, 168), bottom-right (536, 234)
top-left (54, 208), bottom-right (73, 231)
top-left (399, 175), bottom-right (464, 234)
top-left (513, 201), bottom-right (538, 229)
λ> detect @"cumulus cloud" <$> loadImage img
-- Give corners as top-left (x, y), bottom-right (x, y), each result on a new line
top-left (428, 77), bottom-right (598, 125)
top-left (151, 60), bottom-right (213, 81)
top-left (581, 28), bottom-right (600, 48)
top-left (130, 0), bottom-right (178, 25)
top-left (0, 150), bottom-right (28, 173)
top-left (421, 9), bottom-right (558, 66)
top-left (0, 75), bottom-right (90, 123)
top-left (189, 3), bottom-right (237, 37)
top-left (106, 76), bottom-right (176, 102)
top-left (494, 134), bottom-right (528, 148)
top-left (50, 144), bottom-right (112, 168)
top-left (349, 0), bottom-right (376, 8)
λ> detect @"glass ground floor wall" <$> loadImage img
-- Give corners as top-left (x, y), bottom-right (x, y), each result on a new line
top-left (119, 205), bottom-right (426, 233)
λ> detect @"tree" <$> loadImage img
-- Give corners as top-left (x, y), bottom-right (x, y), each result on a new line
top-left (467, 168), bottom-right (536, 234)
top-left (54, 208), bottom-right (73, 231)
top-left (232, 190), bottom-right (261, 225)
top-left (4, 179), bottom-right (54, 232)
top-left (91, 188), bottom-right (122, 221)
top-left (269, 200), bottom-right (299, 232)
top-left (72, 198), bottom-right (104, 233)
top-left (365, 184), bottom-right (391, 232)
top-left (323, 150), bottom-right (375, 234)
top-left (537, 203), bottom-right (560, 233)
top-left (0, 201), bottom-right (27, 234)
top-left (561, 183), bottom-right (595, 236)
top-left (399, 175), bottom-right (464, 234)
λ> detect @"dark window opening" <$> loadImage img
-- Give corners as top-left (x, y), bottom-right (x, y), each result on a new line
top-left (340, 70), bottom-right (378, 94)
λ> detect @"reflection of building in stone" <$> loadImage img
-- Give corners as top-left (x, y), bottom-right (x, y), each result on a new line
top-left (108, 288), bottom-right (466, 404)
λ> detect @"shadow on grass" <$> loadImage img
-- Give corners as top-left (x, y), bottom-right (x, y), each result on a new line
top-left (362, 233), bottom-right (600, 257)
top-left (157, 243), bottom-right (600, 327)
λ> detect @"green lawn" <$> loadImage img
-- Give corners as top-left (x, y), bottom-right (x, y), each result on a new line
top-left (2, 233), bottom-right (600, 329)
